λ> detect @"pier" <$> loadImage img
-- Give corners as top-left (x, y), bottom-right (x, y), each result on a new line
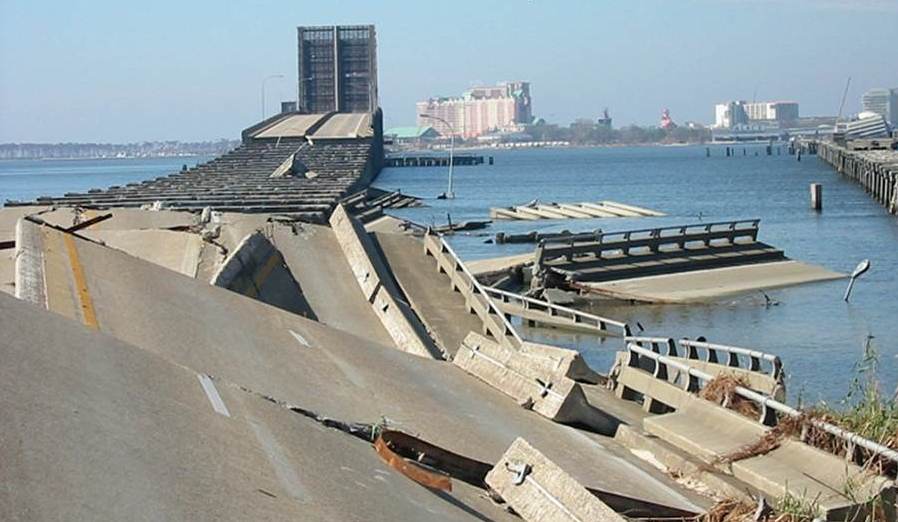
top-left (816, 140), bottom-right (898, 214)
top-left (384, 154), bottom-right (489, 167)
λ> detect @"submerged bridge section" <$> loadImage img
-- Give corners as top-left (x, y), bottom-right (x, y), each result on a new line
top-left (533, 219), bottom-right (784, 286)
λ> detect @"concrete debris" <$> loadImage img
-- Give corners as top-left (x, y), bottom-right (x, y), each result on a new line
top-left (490, 200), bottom-right (664, 221)
top-left (202, 224), bottom-right (221, 241)
top-left (454, 333), bottom-right (617, 434)
top-left (486, 438), bottom-right (626, 522)
top-left (329, 204), bottom-right (441, 359)
top-left (0, 291), bottom-right (516, 521)
top-left (210, 231), bottom-right (314, 318)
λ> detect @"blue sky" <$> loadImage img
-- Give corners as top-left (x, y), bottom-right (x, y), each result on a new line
top-left (1, 0), bottom-right (896, 142)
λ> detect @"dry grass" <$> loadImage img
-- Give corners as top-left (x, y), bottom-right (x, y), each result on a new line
top-left (699, 340), bottom-right (898, 522)
top-left (701, 494), bottom-right (821, 522)
top-left (701, 498), bottom-right (756, 522)
top-left (699, 375), bottom-right (761, 419)
top-left (702, 343), bottom-right (898, 477)
top-left (715, 412), bottom-right (819, 465)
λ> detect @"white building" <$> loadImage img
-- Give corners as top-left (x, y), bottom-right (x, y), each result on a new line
top-left (714, 101), bottom-right (748, 128)
top-left (862, 88), bottom-right (898, 127)
top-left (744, 101), bottom-right (799, 123)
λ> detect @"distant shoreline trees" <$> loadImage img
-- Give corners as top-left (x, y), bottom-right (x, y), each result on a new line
top-left (0, 140), bottom-right (240, 160)
top-left (524, 120), bottom-right (710, 146)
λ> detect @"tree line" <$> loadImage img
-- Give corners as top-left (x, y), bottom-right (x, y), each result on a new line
top-left (523, 120), bottom-right (711, 145)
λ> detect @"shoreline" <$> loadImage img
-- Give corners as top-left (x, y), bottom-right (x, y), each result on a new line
top-left (391, 140), bottom-right (786, 155)
top-left (0, 154), bottom-right (217, 162)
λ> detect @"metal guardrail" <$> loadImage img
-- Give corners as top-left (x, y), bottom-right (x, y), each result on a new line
top-left (424, 231), bottom-right (523, 347)
top-left (625, 343), bottom-right (898, 466)
top-left (485, 286), bottom-right (630, 337)
top-left (626, 336), bottom-right (782, 381)
top-left (536, 219), bottom-right (761, 266)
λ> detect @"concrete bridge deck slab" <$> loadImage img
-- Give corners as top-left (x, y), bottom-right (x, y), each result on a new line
top-left (372, 231), bottom-right (484, 357)
top-left (584, 260), bottom-right (844, 303)
top-left (272, 223), bottom-right (393, 345)
top-left (16, 220), bottom-right (708, 513)
top-left (0, 293), bottom-right (513, 522)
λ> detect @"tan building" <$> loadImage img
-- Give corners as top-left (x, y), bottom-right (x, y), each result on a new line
top-left (416, 81), bottom-right (532, 138)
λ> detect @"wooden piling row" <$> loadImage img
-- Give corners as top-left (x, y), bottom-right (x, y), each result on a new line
top-left (384, 155), bottom-right (488, 168)
top-left (816, 141), bottom-right (898, 215)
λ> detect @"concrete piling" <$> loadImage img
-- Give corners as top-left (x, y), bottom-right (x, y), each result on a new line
top-left (810, 183), bottom-right (822, 211)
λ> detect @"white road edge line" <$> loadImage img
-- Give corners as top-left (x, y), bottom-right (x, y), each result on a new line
top-left (198, 373), bottom-right (231, 417)
top-left (289, 329), bottom-right (311, 348)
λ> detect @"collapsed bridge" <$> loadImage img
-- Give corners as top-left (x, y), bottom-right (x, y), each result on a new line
top-left (1, 112), bottom-right (894, 521)
top-left (5, 111), bottom-right (386, 223)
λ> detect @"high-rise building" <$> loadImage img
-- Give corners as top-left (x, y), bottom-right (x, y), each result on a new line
top-left (714, 101), bottom-right (749, 128)
top-left (715, 100), bottom-right (798, 128)
top-left (743, 101), bottom-right (799, 123)
top-left (296, 25), bottom-right (378, 114)
top-left (416, 81), bottom-right (532, 138)
top-left (862, 88), bottom-right (898, 127)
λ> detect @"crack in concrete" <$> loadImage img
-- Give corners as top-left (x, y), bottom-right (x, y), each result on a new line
top-left (212, 376), bottom-right (380, 443)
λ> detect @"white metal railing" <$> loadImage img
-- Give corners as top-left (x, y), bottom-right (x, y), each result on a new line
top-left (626, 343), bottom-right (898, 466)
top-left (485, 286), bottom-right (630, 337)
top-left (626, 336), bottom-right (782, 381)
top-left (536, 219), bottom-right (761, 266)
top-left (425, 231), bottom-right (523, 346)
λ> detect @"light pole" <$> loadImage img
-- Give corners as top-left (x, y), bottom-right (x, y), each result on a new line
top-left (261, 74), bottom-right (285, 120)
top-left (419, 113), bottom-right (455, 199)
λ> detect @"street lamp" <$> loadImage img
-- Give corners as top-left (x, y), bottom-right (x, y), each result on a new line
top-left (261, 74), bottom-right (285, 120)
top-left (419, 113), bottom-right (455, 199)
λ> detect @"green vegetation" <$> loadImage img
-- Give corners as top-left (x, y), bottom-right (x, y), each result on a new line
top-left (522, 119), bottom-right (711, 145)
top-left (702, 337), bottom-right (898, 522)
top-left (774, 491), bottom-right (822, 521)
top-left (815, 337), bottom-right (898, 475)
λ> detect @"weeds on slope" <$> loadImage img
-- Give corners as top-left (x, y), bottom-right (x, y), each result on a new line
top-left (704, 337), bottom-right (898, 476)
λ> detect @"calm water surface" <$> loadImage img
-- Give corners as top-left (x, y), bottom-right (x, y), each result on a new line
top-left (376, 145), bottom-right (898, 404)
top-left (0, 157), bottom-right (211, 203)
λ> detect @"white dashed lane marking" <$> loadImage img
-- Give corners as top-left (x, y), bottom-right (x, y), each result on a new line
top-left (197, 374), bottom-right (231, 417)
top-left (289, 329), bottom-right (311, 348)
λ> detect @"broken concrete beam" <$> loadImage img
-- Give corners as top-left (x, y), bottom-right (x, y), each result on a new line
top-left (461, 332), bottom-right (599, 384)
top-left (486, 438), bottom-right (625, 522)
top-left (454, 335), bottom-right (615, 434)
top-left (14, 217), bottom-right (47, 306)
top-left (330, 204), bottom-right (441, 359)
top-left (522, 341), bottom-right (601, 384)
top-left (210, 231), bottom-right (276, 288)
